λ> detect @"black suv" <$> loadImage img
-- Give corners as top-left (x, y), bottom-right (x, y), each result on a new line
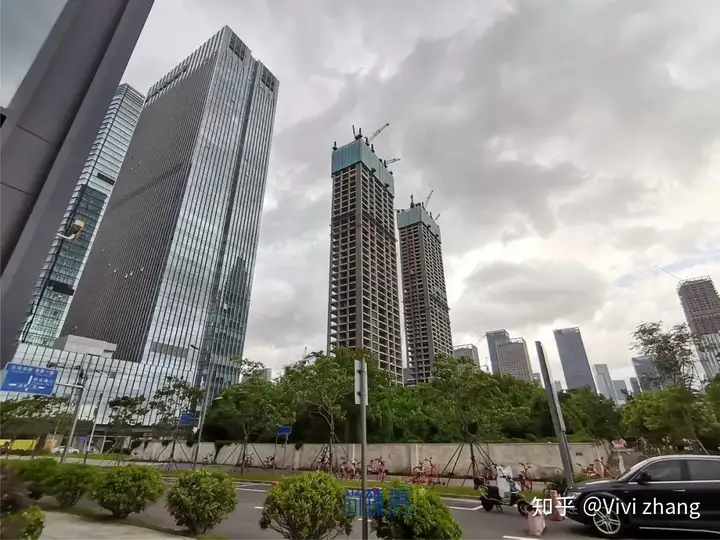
top-left (565, 454), bottom-right (720, 538)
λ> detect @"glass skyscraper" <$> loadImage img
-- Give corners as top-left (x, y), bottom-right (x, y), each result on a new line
top-left (554, 327), bottom-right (596, 391)
top-left (20, 84), bottom-right (144, 346)
top-left (62, 27), bottom-right (278, 397)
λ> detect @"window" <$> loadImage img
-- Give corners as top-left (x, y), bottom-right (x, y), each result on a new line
top-left (686, 459), bottom-right (720, 481)
top-left (638, 460), bottom-right (683, 482)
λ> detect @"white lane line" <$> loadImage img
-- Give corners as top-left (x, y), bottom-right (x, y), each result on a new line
top-left (447, 505), bottom-right (478, 511)
top-left (441, 496), bottom-right (480, 502)
top-left (254, 506), bottom-right (264, 510)
top-left (237, 487), bottom-right (268, 493)
top-left (503, 536), bottom-right (538, 540)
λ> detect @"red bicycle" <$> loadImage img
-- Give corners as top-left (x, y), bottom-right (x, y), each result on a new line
top-left (518, 462), bottom-right (533, 492)
top-left (423, 457), bottom-right (441, 486)
top-left (596, 457), bottom-right (613, 477)
top-left (368, 457), bottom-right (387, 481)
top-left (577, 462), bottom-right (600, 479)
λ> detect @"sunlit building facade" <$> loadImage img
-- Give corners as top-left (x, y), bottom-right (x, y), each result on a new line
top-left (62, 27), bottom-right (278, 398)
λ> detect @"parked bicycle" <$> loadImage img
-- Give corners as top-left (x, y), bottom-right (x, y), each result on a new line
top-left (317, 452), bottom-right (331, 472)
top-left (368, 457), bottom-right (387, 481)
top-left (518, 462), bottom-right (533, 492)
top-left (595, 457), bottom-right (613, 477)
top-left (201, 452), bottom-right (214, 465)
top-left (262, 455), bottom-right (275, 469)
top-left (577, 462), bottom-right (600, 479)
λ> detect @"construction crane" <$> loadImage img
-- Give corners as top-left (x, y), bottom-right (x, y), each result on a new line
top-left (384, 157), bottom-right (400, 165)
top-left (654, 265), bottom-right (683, 281)
top-left (367, 122), bottom-right (390, 143)
top-left (424, 190), bottom-right (434, 208)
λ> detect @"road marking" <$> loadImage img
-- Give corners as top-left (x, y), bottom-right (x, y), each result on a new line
top-left (238, 487), bottom-right (268, 493)
top-left (503, 536), bottom-right (538, 540)
top-left (254, 506), bottom-right (264, 510)
top-left (447, 505), bottom-right (480, 511)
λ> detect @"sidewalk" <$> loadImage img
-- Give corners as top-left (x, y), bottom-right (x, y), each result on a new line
top-left (40, 511), bottom-right (178, 539)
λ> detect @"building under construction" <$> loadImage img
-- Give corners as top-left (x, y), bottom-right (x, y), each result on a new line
top-left (397, 195), bottom-right (453, 383)
top-left (677, 276), bottom-right (720, 379)
top-left (326, 126), bottom-right (403, 382)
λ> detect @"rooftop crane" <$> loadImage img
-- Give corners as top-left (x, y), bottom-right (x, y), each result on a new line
top-left (424, 190), bottom-right (434, 208)
top-left (384, 157), bottom-right (401, 165)
top-left (367, 122), bottom-right (390, 143)
top-left (654, 265), bottom-right (684, 281)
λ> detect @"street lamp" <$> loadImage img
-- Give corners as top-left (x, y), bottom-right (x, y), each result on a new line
top-left (190, 344), bottom-right (216, 469)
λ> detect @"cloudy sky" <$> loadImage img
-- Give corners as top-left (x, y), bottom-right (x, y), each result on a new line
top-left (3, 0), bottom-right (719, 385)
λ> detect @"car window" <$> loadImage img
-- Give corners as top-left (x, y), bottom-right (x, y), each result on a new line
top-left (638, 460), bottom-right (683, 482)
top-left (687, 459), bottom-right (720, 481)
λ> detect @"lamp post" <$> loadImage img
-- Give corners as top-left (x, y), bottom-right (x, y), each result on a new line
top-left (190, 344), bottom-right (215, 469)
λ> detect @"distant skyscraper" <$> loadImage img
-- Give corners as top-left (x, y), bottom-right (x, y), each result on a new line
top-left (554, 327), bottom-right (596, 391)
top-left (327, 133), bottom-right (402, 382)
top-left (593, 364), bottom-right (615, 400)
top-left (629, 377), bottom-right (641, 395)
top-left (63, 27), bottom-right (278, 398)
top-left (677, 276), bottom-right (720, 379)
top-left (554, 380), bottom-right (563, 392)
top-left (397, 198), bottom-right (452, 382)
top-left (613, 380), bottom-right (629, 404)
top-left (19, 84), bottom-right (144, 347)
top-left (496, 338), bottom-right (532, 381)
top-left (453, 344), bottom-right (480, 366)
top-left (632, 355), bottom-right (664, 392)
top-left (486, 329), bottom-right (510, 374)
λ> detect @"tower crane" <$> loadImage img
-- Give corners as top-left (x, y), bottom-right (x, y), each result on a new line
top-left (424, 190), bottom-right (434, 208)
top-left (367, 122), bottom-right (390, 143)
top-left (654, 265), bottom-right (684, 281)
top-left (384, 157), bottom-right (401, 165)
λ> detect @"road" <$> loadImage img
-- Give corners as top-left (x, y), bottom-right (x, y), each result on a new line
top-left (133, 480), bottom-right (587, 540)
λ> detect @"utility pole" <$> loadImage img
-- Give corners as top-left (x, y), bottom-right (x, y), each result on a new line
top-left (60, 382), bottom-right (85, 463)
top-left (535, 341), bottom-right (575, 488)
top-left (191, 355), bottom-right (214, 470)
top-left (83, 392), bottom-right (103, 464)
top-left (355, 358), bottom-right (369, 540)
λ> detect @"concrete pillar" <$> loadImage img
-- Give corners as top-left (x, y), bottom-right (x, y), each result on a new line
top-left (0, 0), bottom-right (154, 366)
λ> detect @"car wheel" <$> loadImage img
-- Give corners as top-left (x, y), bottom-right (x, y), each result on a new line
top-left (590, 500), bottom-right (625, 539)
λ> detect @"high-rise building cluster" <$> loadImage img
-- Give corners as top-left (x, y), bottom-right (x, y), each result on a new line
top-left (2, 2), bottom-right (718, 415)
top-left (3, 25), bottom-right (279, 404)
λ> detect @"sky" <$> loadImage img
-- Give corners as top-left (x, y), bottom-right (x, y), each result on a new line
top-left (2, 0), bottom-right (719, 385)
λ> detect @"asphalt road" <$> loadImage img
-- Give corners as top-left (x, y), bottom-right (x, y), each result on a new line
top-left (135, 480), bottom-right (587, 540)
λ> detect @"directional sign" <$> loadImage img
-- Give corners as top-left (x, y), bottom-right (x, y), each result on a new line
top-left (78, 435), bottom-right (89, 442)
top-left (276, 426), bottom-right (292, 437)
top-left (179, 412), bottom-right (195, 427)
top-left (1, 363), bottom-right (58, 395)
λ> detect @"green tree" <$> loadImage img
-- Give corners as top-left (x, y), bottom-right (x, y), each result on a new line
top-left (107, 396), bottom-right (149, 456)
top-left (279, 353), bottom-right (352, 467)
top-left (632, 322), bottom-right (699, 391)
top-left (208, 378), bottom-right (290, 472)
top-left (149, 376), bottom-right (203, 438)
top-left (0, 396), bottom-right (68, 451)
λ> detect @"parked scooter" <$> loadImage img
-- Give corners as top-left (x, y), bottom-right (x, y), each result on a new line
top-left (477, 465), bottom-right (531, 516)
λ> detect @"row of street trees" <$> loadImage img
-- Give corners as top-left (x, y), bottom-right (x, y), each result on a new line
top-left (2, 321), bottom-right (719, 455)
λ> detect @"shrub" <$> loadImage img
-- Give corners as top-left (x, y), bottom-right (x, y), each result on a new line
top-left (0, 465), bottom-right (45, 540)
top-left (9, 458), bottom-right (59, 500)
top-left (51, 463), bottom-right (100, 507)
top-left (371, 481), bottom-right (462, 540)
top-left (166, 469), bottom-right (237, 534)
top-left (90, 465), bottom-right (164, 518)
top-left (259, 471), bottom-right (353, 540)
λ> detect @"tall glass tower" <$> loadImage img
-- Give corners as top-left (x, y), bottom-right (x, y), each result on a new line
top-left (20, 84), bottom-right (144, 346)
top-left (554, 327), bottom-right (596, 391)
top-left (63, 27), bottom-right (278, 396)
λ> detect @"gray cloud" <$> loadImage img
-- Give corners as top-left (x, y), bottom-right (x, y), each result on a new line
top-left (3, 0), bottom-right (718, 373)
top-left (452, 260), bottom-right (609, 335)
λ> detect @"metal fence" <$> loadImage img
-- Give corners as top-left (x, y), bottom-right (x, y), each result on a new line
top-left (1, 344), bottom-right (202, 425)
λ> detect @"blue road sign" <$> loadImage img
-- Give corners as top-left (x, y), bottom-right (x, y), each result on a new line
top-left (276, 425), bottom-right (292, 436)
top-left (344, 488), bottom-right (385, 517)
top-left (0, 363), bottom-right (58, 395)
top-left (78, 435), bottom-right (88, 442)
top-left (179, 412), bottom-right (194, 426)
